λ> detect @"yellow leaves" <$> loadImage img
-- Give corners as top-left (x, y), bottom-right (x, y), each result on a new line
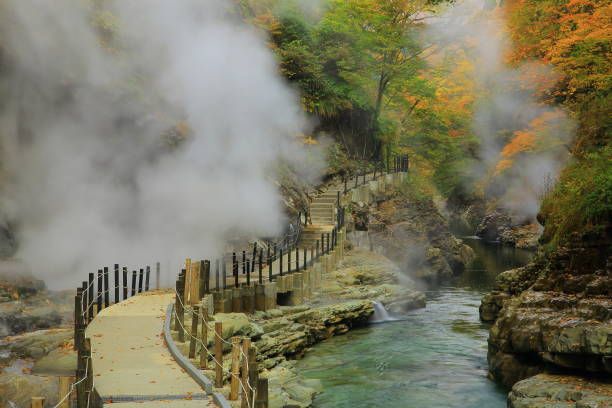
top-left (501, 130), bottom-right (536, 159)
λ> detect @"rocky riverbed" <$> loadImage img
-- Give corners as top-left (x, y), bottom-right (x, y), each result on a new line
top-left (0, 263), bottom-right (74, 408)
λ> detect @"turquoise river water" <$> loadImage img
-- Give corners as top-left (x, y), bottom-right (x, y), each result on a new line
top-left (296, 236), bottom-right (534, 408)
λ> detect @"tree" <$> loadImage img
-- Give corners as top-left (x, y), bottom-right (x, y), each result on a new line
top-left (317, 0), bottom-right (432, 159)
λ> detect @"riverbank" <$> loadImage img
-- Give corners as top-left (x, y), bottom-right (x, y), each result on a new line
top-left (0, 264), bottom-right (73, 407)
top-left (289, 226), bottom-right (535, 407)
top-left (181, 248), bottom-right (425, 407)
top-left (480, 230), bottom-right (611, 406)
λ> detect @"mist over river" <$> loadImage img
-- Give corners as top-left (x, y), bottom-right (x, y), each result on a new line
top-left (296, 236), bottom-right (534, 408)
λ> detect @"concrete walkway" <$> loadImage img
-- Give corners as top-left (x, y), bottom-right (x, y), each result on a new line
top-left (86, 291), bottom-right (214, 406)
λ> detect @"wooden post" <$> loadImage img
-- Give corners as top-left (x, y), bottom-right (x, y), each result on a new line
top-left (248, 346), bottom-right (258, 408)
top-left (145, 266), bottom-right (150, 291)
top-left (240, 337), bottom-right (252, 408)
top-left (303, 247), bottom-right (307, 269)
top-left (131, 270), bottom-right (137, 296)
top-left (122, 267), bottom-right (128, 300)
top-left (114, 264), bottom-right (119, 304)
top-left (214, 322), bottom-right (223, 388)
top-left (223, 259), bottom-right (227, 290)
top-left (204, 260), bottom-right (210, 295)
top-left (87, 273), bottom-right (94, 321)
top-left (96, 269), bottom-right (102, 313)
top-left (279, 248), bottom-right (283, 276)
top-left (255, 377), bottom-right (269, 408)
top-left (288, 246), bottom-right (292, 274)
top-left (81, 281), bottom-right (87, 323)
top-left (103, 266), bottom-right (109, 308)
top-left (258, 250), bottom-right (263, 284)
top-left (83, 338), bottom-right (93, 408)
top-left (58, 376), bottom-right (72, 408)
top-left (199, 260), bottom-right (206, 300)
top-left (156, 262), bottom-right (161, 290)
top-left (242, 251), bottom-right (246, 275)
top-left (251, 243), bottom-right (257, 274)
top-left (296, 246), bottom-right (300, 272)
top-left (326, 233), bottom-right (331, 254)
top-left (177, 274), bottom-right (185, 342)
top-left (233, 252), bottom-right (239, 288)
top-left (189, 305), bottom-right (199, 359)
top-left (184, 258), bottom-right (192, 304)
top-left (316, 240), bottom-right (319, 258)
top-left (138, 268), bottom-right (144, 293)
top-left (74, 289), bottom-right (82, 351)
top-left (230, 337), bottom-right (241, 400)
top-left (200, 305), bottom-right (208, 369)
top-left (75, 347), bottom-right (85, 407)
top-left (268, 252), bottom-right (272, 281)
top-left (246, 259), bottom-right (251, 286)
top-left (30, 397), bottom-right (44, 408)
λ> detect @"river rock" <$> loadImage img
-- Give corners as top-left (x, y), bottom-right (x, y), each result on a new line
top-left (484, 232), bottom-right (612, 389)
top-left (354, 192), bottom-right (474, 283)
top-left (508, 374), bottom-right (612, 408)
top-left (212, 312), bottom-right (264, 340)
top-left (0, 367), bottom-right (59, 408)
top-left (476, 210), bottom-right (542, 249)
top-left (321, 249), bottom-right (426, 312)
top-left (267, 361), bottom-right (321, 408)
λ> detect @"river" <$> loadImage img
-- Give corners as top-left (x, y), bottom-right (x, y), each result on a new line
top-left (296, 235), bottom-right (534, 407)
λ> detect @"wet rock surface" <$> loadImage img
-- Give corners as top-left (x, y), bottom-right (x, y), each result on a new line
top-left (508, 374), bottom-right (612, 408)
top-left (351, 191), bottom-right (475, 283)
top-left (0, 263), bottom-right (73, 337)
top-left (0, 264), bottom-right (74, 407)
top-left (476, 210), bottom-right (542, 249)
top-left (0, 329), bottom-right (73, 408)
top-left (481, 232), bottom-right (612, 401)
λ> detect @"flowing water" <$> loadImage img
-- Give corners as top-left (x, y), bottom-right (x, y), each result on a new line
top-left (296, 235), bottom-right (534, 408)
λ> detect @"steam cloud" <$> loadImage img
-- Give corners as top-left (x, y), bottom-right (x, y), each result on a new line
top-left (426, 0), bottom-right (574, 222)
top-left (0, 0), bottom-right (318, 288)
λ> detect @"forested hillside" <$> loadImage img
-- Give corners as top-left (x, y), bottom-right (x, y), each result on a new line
top-left (241, 0), bottom-right (610, 248)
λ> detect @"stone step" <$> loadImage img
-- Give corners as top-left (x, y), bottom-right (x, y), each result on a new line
top-left (310, 206), bottom-right (333, 211)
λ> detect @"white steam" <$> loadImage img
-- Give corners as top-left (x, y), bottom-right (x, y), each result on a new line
top-left (427, 0), bottom-right (574, 222)
top-left (0, 0), bottom-right (317, 288)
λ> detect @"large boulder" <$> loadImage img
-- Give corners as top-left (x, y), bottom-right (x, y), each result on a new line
top-left (508, 374), bottom-right (612, 408)
top-left (359, 193), bottom-right (475, 283)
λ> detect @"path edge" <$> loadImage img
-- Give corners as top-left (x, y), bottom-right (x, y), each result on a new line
top-left (164, 304), bottom-right (232, 408)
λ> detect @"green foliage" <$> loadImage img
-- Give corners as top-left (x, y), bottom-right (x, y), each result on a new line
top-left (260, 0), bottom-right (433, 159)
top-left (540, 146), bottom-right (612, 246)
top-left (399, 171), bottom-right (437, 204)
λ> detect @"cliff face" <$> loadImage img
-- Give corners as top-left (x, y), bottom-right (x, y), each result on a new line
top-left (481, 230), bottom-right (611, 397)
top-left (350, 189), bottom-right (475, 284)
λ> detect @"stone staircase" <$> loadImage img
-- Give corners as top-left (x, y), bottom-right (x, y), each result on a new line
top-left (300, 186), bottom-right (342, 249)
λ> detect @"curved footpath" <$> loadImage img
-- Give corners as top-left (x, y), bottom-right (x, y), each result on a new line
top-left (84, 170), bottom-right (406, 406)
top-left (85, 291), bottom-right (215, 406)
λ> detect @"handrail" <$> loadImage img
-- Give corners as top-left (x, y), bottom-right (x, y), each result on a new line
top-left (70, 263), bottom-right (156, 407)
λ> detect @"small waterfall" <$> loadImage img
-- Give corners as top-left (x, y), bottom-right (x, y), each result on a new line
top-left (370, 301), bottom-right (397, 324)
